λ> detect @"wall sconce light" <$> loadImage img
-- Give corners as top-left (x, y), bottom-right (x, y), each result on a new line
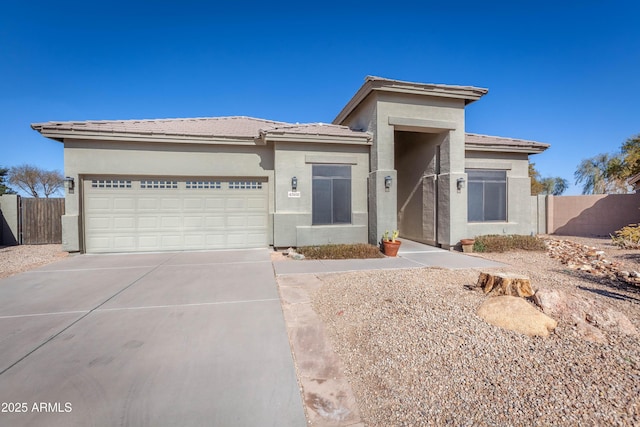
top-left (291, 176), bottom-right (298, 191)
top-left (456, 177), bottom-right (466, 192)
top-left (384, 176), bottom-right (392, 192)
top-left (64, 176), bottom-right (75, 192)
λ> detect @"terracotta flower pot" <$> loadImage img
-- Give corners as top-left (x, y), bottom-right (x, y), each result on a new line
top-left (382, 240), bottom-right (401, 257)
top-left (460, 239), bottom-right (475, 253)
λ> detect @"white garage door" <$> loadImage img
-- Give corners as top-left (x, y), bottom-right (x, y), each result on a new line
top-left (83, 178), bottom-right (268, 253)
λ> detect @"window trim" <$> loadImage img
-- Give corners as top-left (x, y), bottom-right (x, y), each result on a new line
top-left (312, 164), bottom-right (352, 225)
top-left (466, 169), bottom-right (508, 223)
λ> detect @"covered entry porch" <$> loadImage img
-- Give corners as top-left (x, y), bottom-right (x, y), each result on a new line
top-left (394, 129), bottom-right (454, 248)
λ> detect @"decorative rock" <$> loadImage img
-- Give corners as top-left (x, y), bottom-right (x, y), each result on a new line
top-left (476, 296), bottom-right (557, 337)
top-left (542, 237), bottom-right (640, 287)
top-left (532, 288), bottom-right (639, 343)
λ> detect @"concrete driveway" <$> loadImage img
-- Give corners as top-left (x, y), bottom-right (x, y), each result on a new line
top-left (0, 249), bottom-right (306, 427)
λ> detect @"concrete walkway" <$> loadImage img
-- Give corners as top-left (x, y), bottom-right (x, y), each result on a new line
top-left (275, 240), bottom-right (503, 425)
top-left (273, 239), bottom-right (503, 275)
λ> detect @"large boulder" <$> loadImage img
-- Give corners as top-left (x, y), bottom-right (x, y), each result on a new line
top-left (532, 288), bottom-right (638, 343)
top-left (476, 296), bottom-right (558, 337)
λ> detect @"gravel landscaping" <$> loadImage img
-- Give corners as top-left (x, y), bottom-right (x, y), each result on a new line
top-left (0, 244), bottom-right (67, 279)
top-left (311, 236), bottom-right (640, 426)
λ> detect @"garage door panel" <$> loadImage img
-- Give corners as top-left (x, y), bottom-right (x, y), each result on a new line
top-left (226, 233), bottom-right (247, 246)
top-left (86, 236), bottom-right (111, 252)
top-left (160, 235), bottom-right (182, 248)
top-left (225, 198), bottom-right (247, 209)
top-left (86, 197), bottom-right (111, 211)
top-left (184, 234), bottom-right (205, 247)
top-left (84, 178), bottom-right (268, 253)
top-left (183, 198), bottom-right (204, 210)
top-left (247, 232), bottom-right (268, 245)
top-left (227, 216), bottom-right (247, 227)
top-left (205, 198), bottom-right (225, 209)
top-left (86, 217), bottom-right (111, 230)
top-left (160, 216), bottom-right (182, 228)
top-left (113, 217), bottom-right (136, 229)
top-left (247, 197), bottom-right (267, 209)
top-left (160, 198), bottom-right (181, 210)
top-left (183, 216), bottom-right (203, 228)
top-left (205, 234), bottom-right (226, 247)
top-left (138, 199), bottom-right (159, 210)
top-left (204, 216), bottom-right (225, 228)
top-left (138, 235), bottom-right (160, 250)
top-left (138, 217), bottom-right (159, 229)
top-left (113, 198), bottom-right (135, 211)
top-left (113, 236), bottom-right (136, 251)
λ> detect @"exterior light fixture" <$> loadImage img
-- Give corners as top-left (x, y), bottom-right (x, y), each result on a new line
top-left (64, 176), bottom-right (75, 192)
top-left (456, 177), bottom-right (466, 192)
top-left (291, 176), bottom-right (297, 191)
top-left (384, 176), bottom-right (392, 191)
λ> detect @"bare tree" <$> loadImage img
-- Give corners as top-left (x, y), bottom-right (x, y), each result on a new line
top-left (8, 164), bottom-right (64, 198)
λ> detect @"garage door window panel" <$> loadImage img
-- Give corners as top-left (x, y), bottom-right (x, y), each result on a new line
top-left (141, 180), bottom-right (178, 189)
top-left (229, 181), bottom-right (262, 190)
top-left (312, 165), bottom-right (352, 225)
top-left (91, 179), bottom-right (132, 189)
top-left (186, 181), bottom-right (221, 189)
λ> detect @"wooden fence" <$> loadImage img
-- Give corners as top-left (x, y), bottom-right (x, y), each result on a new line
top-left (19, 198), bottom-right (65, 244)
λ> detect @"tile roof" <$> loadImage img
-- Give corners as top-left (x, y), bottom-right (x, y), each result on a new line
top-left (465, 133), bottom-right (549, 153)
top-left (334, 75), bottom-right (489, 125)
top-left (31, 116), bottom-right (289, 139)
top-left (627, 172), bottom-right (640, 186)
top-left (366, 75), bottom-right (489, 96)
top-left (31, 116), bottom-right (371, 143)
top-left (262, 123), bottom-right (365, 138)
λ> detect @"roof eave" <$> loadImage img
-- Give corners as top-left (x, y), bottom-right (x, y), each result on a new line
top-left (33, 129), bottom-right (263, 146)
top-left (262, 132), bottom-right (372, 145)
top-left (465, 143), bottom-right (549, 155)
top-left (333, 77), bottom-right (488, 125)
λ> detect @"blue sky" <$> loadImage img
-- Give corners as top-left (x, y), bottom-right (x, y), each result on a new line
top-left (2, 0), bottom-right (639, 195)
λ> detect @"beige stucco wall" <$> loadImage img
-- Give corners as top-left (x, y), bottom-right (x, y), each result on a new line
top-left (61, 140), bottom-right (275, 252)
top-left (272, 142), bottom-right (370, 247)
top-left (465, 150), bottom-right (536, 237)
top-left (0, 194), bottom-right (20, 245)
top-left (548, 193), bottom-right (640, 237)
top-left (341, 91), bottom-right (468, 247)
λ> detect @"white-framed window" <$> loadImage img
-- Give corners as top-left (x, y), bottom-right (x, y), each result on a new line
top-left (140, 180), bottom-right (178, 189)
top-left (467, 170), bottom-right (507, 222)
top-left (91, 179), bottom-right (132, 189)
top-left (228, 181), bottom-right (262, 190)
top-left (185, 181), bottom-right (221, 189)
top-left (312, 165), bottom-right (351, 225)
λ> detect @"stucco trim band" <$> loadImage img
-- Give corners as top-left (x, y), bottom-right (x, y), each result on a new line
top-left (304, 155), bottom-right (358, 165)
top-left (388, 116), bottom-right (457, 132)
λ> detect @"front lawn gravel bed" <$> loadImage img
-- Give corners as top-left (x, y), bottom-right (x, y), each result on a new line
top-left (311, 239), bottom-right (639, 426)
top-left (0, 244), bottom-right (67, 279)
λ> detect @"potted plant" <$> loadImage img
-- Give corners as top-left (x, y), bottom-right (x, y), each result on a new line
top-left (382, 230), bottom-right (402, 257)
top-left (460, 238), bottom-right (475, 253)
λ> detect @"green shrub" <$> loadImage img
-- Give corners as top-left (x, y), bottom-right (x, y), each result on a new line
top-left (611, 224), bottom-right (640, 249)
top-left (472, 235), bottom-right (547, 253)
top-left (297, 243), bottom-right (385, 260)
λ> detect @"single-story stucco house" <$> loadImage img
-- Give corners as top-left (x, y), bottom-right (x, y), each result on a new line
top-left (32, 76), bottom-right (549, 253)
